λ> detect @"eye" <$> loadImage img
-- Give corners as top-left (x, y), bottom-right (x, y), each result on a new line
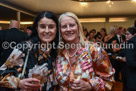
top-left (61, 25), bottom-right (67, 29)
top-left (39, 24), bottom-right (46, 29)
top-left (49, 24), bottom-right (55, 29)
top-left (69, 24), bottom-right (75, 27)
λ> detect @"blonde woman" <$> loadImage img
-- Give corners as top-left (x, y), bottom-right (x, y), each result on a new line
top-left (56, 12), bottom-right (115, 91)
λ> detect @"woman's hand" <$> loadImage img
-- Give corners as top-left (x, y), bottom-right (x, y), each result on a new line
top-left (71, 79), bottom-right (92, 91)
top-left (18, 78), bottom-right (41, 90)
top-left (122, 57), bottom-right (126, 62)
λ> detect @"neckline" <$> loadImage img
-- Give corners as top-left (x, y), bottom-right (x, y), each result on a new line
top-left (66, 47), bottom-right (79, 58)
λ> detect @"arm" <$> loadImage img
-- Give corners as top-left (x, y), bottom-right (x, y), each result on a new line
top-left (112, 40), bottom-right (120, 52)
top-left (89, 45), bottom-right (115, 91)
top-left (126, 41), bottom-right (136, 67)
top-left (0, 48), bottom-right (24, 88)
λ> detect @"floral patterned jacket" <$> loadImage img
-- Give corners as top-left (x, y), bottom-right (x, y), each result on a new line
top-left (56, 43), bottom-right (115, 91)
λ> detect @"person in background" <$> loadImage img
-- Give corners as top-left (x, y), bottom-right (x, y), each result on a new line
top-left (104, 26), bottom-right (121, 82)
top-left (111, 26), bottom-right (122, 81)
top-left (0, 26), bottom-right (2, 30)
top-left (132, 19), bottom-right (136, 29)
top-left (0, 20), bottom-right (28, 67)
top-left (120, 27), bottom-right (136, 91)
top-left (83, 28), bottom-right (88, 38)
top-left (26, 26), bottom-right (33, 36)
top-left (95, 32), bottom-right (102, 42)
top-left (119, 27), bottom-right (126, 42)
top-left (100, 28), bottom-right (107, 42)
top-left (91, 29), bottom-right (97, 37)
top-left (87, 31), bottom-right (95, 42)
top-left (9, 20), bottom-right (19, 29)
top-left (56, 12), bottom-right (115, 91)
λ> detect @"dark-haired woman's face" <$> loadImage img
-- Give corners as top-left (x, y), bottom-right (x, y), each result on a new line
top-left (125, 31), bottom-right (134, 41)
top-left (100, 29), bottom-right (105, 36)
top-left (37, 17), bottom-right (57, 43)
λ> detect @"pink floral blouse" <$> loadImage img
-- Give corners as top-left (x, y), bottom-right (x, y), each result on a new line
top-left (56, 43), bottom-right (115, 91)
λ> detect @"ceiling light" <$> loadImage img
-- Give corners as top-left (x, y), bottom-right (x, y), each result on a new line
top-left (0, 21), bottom-right (10, 24)
top-left (79, 18), bottom-right (106, 23)
top-left (107, 0), bottom-right (114, 7)
top-left (20, 22), bottom-right (33, 25)
top-left (0, 21), bottom-right (33, 25)
top-left (132, 0), bottom-right (136, 2)
top-left (80, 2), bottom-right (87, 6)
top-left (109, 17), bottom-right (127, 22)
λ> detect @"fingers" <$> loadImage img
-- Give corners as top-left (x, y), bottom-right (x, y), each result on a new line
top-left (71, 80), bottom-right (81, 90)
top-left (27, 78), bottom-right (40, 83)
top-left (81, 61), bottom-right (92, 70)
top-left (73, 80), bottom-right (80, 84)
top-left (71, 86), bottom-right (81, 90)
top-left (71, 83), bottom-right (81, 90)
top-left (24, 82), bottom-right (40, 90)
top-left (19, 78), bottom-right (41, 90)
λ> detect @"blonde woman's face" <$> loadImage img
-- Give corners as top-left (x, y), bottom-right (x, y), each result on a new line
top-left (60, 16), bottom-right (79, 43)
top-left (37, 17), bottom-right (57, 43)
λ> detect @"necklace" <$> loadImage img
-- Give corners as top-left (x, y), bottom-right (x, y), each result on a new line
top-left (66, 47), bottom-right (79, 58)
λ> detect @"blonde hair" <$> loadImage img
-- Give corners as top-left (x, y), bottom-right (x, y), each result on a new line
top-left (58, 12), bottom-right (86, 48)
top-left (109, 26), bottom-right (116, 35)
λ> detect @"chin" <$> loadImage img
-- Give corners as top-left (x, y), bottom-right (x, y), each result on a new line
top-left (42, 39), bottom-right (53, 43)
top-left (65, 39), bottom-right (75, 43)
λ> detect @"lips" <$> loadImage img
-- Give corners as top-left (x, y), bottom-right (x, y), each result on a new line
top-left (43, 33), bottom-right (51, 39)
top-left (65, 31), bottom-right (74, 36)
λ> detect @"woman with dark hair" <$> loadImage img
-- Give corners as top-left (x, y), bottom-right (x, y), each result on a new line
top-left (119, 27), bottom-right (136, 91)
top-left (83, 28), bottom-right (88, 38)
top-left (87, 31), bottom-right (95, 42)
top-left (96, 28), bottom-right (107, 43)
top-left (0, 11), bottom-right (59, 91)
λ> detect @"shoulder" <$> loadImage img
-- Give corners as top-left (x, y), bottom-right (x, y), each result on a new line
top-left (130, 36), bottom-right (136, 42)
top-left (0, 29), bottom-right (10, 33)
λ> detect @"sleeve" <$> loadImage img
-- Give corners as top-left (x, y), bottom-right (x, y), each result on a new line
top-left (55, 56), bottom-right (70, 86)
top-left (126, 41), bottom-right (136, 67)
top-left (119, 49), bottom-right (126, 57)
top-left (89, 45), bottom-right (115, 91)
top-left (0, 75), bottom-right (20, 89)
top-left (0, 48), bottom-right (24, 89)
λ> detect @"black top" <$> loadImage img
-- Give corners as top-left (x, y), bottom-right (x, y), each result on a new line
top-left (106, 36), bottom-right (117, 55)
top-left (121, 36), bottom-right (136, 90)
top-left (0, 28), bottom-right (28, 66)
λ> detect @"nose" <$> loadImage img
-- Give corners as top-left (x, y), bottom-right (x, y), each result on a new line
top-left (67, 25), bottom-right (71, 31)
top-left (45, 27), bottom-right (49, 33)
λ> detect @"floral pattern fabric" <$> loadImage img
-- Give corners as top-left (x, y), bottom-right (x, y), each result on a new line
top-left (0, 41), bottom-right (57, 91)
top-left (56, 43), bottom-right (115, 91)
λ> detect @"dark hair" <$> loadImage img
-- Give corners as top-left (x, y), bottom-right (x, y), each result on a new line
top-left (127, 27), bottom-right (136, 35)
top-left (91, 29), bottom-right (96, 33)
top-left (89, 31), bottom-right (93, 34)
top-left (134, 19), bottom-right (136, 28)
top-left (100, 28), bottom-right (107, 36)
top-left (96, 32), bottom-right (101, 39)
top-left (27, 26), bottom-right (33, 31)
top-left (83, 28), bottom-right (88, 37)
top-left (31, 11), bottom-right (59, 60)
